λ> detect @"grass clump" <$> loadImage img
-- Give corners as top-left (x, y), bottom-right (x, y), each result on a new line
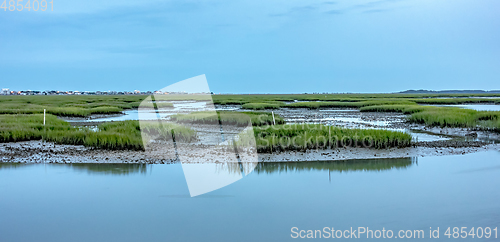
top-left (412, 98), bottom-right (500, 105)
top-left (243, 124), bottom-right (412, 153)
top-left (408, 108), bottom-right (478, 128)
top-left (171, 111), bottom-right (285, 126)
top-left (0, 104), bottom-right (123, 117)
top-left (286, 100), bottom-right (416, 109)
top-left (0, 95), bottom-right (147, 117)
top-left (241, 102), bottom-right (285, 110)
top-left (359, 104), bottom-right (429, 114)
top-left (0, 115), bottom-right (197, 150)
top-left (140, 121), bottom-right (197, 142)
top-left (0, 114), bottom-right (72, 142)
top-left (153, 102), bottom-right (174, 108)
top-left (361, 104), bottom-right (500, 130)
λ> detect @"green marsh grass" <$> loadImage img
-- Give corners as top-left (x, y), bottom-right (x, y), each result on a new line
top-left (412, 98), bottom-right (500, 105)
top-left (153, 102), bottom-right (174, 108)
top-left (361, 104), bottom-right (500, 130)
top-left (171, 111), bottom-right (285, 126)
top-left (0, 115), bottom-right (197, 150)
top-left (285, 100), bottom-right (417, 109)
top-left (0, 95), bottom-right (146, 117)
top-left (241, 102), bottom-right (285, 110)
top-left (241, 124), bottom-right (412, 153)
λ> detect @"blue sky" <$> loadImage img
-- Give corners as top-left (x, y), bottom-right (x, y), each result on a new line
top-left (1, 0), bottom-right (499, 93)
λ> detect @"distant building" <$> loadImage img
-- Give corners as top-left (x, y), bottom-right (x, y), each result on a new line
top-left (1, 88), bottom-right (9, 95)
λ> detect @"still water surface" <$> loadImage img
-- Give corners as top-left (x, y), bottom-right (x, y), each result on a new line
top-left (437, 105), bottom-right (500, 111)
top-left (1, 151), bottom-right (500, 241)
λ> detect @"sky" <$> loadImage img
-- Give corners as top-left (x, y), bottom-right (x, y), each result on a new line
top-left (0, 0), bottom-right (499, 93)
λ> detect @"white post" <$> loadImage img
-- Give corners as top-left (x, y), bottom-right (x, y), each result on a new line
top-left (43, 109), bottom-right (46, 126)
top-left (272, 111), bottom-right (276, 125)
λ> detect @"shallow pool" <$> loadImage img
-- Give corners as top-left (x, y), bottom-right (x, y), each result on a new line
top-left (436, 104), bottom-right (500, 111)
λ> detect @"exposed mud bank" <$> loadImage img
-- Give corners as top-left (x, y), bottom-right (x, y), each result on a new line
top-left (1, 140), bottom-right (499, 164)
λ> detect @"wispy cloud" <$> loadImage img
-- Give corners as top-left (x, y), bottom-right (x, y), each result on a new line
top-left (323, 0), bottom-right (407, 15)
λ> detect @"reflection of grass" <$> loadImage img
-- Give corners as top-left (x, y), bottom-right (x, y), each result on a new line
top-left (0, 163), bottom-right (31, 170)
top-left (246, 124), bottom-right (412, 153)
top-left (69, 163), bottom-right (149, 175)
top-left (253, 158), bottom-right (415, 174)
top-left (0, 115), bottom-right (196, 150)
top-left (0, 163), bottom-right (151, 175)
top-left (171, 111), bottom-right (285, 126)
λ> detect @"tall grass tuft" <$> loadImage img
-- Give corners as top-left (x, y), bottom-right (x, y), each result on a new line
top-left (244, 124), bottom-right (412, 153)
top-left (171, 111), bottom-right (285, 126)
top-left (241, 102), bottom-right (285, 110)
top-left (286, 100), bottom-right (417, 109)
top-left (0, 114), bottom-right (197, 150)
top-left (361, 104), bottom-right (500, 130)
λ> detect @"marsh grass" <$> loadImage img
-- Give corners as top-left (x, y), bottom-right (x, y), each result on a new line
top-left (153, 102), bottom-right (174, 108)
top-left (412, 98), bottom-right (500, 105)
top-left (240, 124), bottom-right (412, 153)
top-left (0, 95), bottom-right (146, 117)
top-left (171, 111), bottom-right (285, 126)
top-left (241, 102), bottom-right (285, 110)
top-left (0, 115), bottom-right (197, 150)
top-left (361, 104), bottom-right (500, 130)
top-left (285, 100), bottom-right (417, 109)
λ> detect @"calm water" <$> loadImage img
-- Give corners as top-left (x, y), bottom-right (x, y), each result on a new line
top-left (436, 104), bottom-right (500, 111)
top-left (1, 151), bottom-right (500, 241)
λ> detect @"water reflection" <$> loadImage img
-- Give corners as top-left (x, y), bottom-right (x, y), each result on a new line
top-left (68, 163), bottom-right (150, 175)
top-left (0, 163), bottom-right (151, 175)
top-left (254, 157), bottom-right (417, 174)
top-left (213, 157), bottom-right (417, 175)
top-left (0, 163), bottom-right (30, 170)
top-left (0, 157), bottom-right (417, 176)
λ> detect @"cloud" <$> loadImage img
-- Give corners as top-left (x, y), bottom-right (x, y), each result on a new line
top-left (323, 0), bottom-right (406, 15)
top-left (354, 0), bottom-right (405, 9)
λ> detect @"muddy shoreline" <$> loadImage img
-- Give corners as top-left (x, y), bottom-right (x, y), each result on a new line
top-left (1, 139), bottom-right (499, 164)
